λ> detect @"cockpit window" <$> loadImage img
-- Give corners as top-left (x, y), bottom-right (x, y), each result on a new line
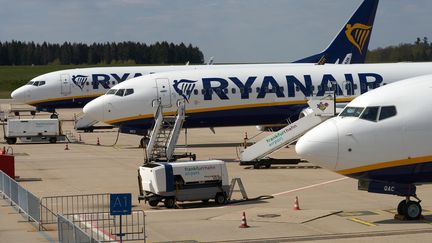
top-left (106, 89), bottom-right (117, 95)
top-left (340, 107), bottom-right (364, 117)
top-left (379, 106), bottom-right (397, 121)
top-left (27, 81), bottom-right (45, 87)
top-left (360, 106), bottom-right (379, 122)
top-left (124, 89), bottom-right (134, 96)
top-left (115, 89), bottom-right (125, 96)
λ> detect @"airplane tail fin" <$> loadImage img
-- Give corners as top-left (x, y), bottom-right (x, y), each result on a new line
top-left (294, 0), bottom-right (379, 64)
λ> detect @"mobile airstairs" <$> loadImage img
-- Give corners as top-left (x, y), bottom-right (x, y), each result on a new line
top-left (145, 99), bottom-right (196, 163)
top-left (239, 95), bottom-right (336, 168)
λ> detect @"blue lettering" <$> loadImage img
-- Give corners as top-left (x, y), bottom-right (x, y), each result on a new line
top-left (92, 74), bottom-right (110, 89)
top-left (229, 76), bottom-right (256, 99)
top-left (111, 73), bottom-right (130, 83)
top-left (258, 76), bottom-right (284, 99)
top-left (286, 75), bottom-right (312, 97)
top-left (317, 74), bottom-right (343, 96)
top-left (202, 78), bottom-right (229, 100)
top-left (358, 73), bottom-right (383, 94)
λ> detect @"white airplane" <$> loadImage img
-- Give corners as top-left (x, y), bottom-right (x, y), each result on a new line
top-left (83, 62), bottom-right (432, 139)
top-left (10, 0), bottom-right (379, 117)
top-left (296, 74), bottom-right (432, 220)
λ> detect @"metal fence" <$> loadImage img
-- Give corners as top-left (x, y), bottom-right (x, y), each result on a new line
top-left (58, 214), bottom-right (100, 243)
top-left (0, 170), bottom-right (40, 224)
top-left (41, 193), bottom-right (110, 227)
top-left (63, 210), bottom-right (146, 242)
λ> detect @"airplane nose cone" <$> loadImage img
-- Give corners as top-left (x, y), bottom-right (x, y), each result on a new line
top-left (11, 87), bottom-right (24, 100)
top-left (296, 119), bottom-right (339, 170)
top-left (83, 98), bottom-right (104, 122)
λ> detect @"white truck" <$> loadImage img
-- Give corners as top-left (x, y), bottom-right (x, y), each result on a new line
top-left (138, 160), bottom-right (230, 208)
top-left (3, 118), bottom-right (66, 144)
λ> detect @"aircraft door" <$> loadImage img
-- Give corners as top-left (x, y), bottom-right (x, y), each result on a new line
top-left (155, 78), bottom-right (172, 107)
top-left (60, 74), bottom-right (71, 95)
top-left (342, 81), bottom-right (352, 97)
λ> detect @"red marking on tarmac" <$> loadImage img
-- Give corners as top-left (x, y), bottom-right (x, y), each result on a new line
top-left (78, 213), bottom-right (118, 242)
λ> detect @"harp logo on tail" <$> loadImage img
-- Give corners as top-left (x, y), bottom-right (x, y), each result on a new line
top-left (71, 75), bottom-right (88, 90)
top-left (345, 23), bottom-right (372, 54)
top-left (173, 79), bottom-right (197, 102)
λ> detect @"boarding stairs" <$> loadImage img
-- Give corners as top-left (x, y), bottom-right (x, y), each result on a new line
top-left (146, 100), bottom-right (193, 162)
top-left (74, 112), bottom-right (99, 132)
top-left (240, 95), bottom-right (336, 164)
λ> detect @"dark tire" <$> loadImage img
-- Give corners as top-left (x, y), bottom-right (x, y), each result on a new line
top-left (265, 164), bottom-right (271, 169)
top-left (404, 201), bottom-right (422, 220)
top-left (49, 137), bottom-right (57, 143)
top-left (6, 137), bottom-right (16, 144)
top-left (397, 200), bottom-right (407, 215)
top-left (215, 193), bottom-right (226, 205)
top-left (164, 197), bottom-right (176, 208)
top-left (148, 199), bottom-right (160, 207)
top-left (253, 164), bottom-right (260, 169)
top-left (202, 199), bottom-right (209, 203)
top-left (50, 114), bottom-right (58, 119)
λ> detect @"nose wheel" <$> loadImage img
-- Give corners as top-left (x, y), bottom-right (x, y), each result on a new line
top-left (397, 195), bottom-right (422, 220)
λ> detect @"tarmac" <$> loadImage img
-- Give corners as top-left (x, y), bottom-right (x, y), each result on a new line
top-left (1, 101), bottom-right (432, 242)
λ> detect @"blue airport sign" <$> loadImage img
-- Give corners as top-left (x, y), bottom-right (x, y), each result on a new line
top-left (110, 193), bottom-right (132, 216)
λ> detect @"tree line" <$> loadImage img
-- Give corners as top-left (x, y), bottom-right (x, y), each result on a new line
top-left (366, 37), bottom-right (432, 63)
top-left (0, 41), bottom-right (204, 65)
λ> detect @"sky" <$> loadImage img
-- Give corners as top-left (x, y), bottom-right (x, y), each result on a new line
top-left (0, 0), bottom-right (431, 63)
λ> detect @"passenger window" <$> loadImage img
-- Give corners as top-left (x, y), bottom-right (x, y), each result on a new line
top-left (379, 106), bottom-right (397, 121)
top-left (280, 86), bottom-right (284, 92)
top-left (360, 106), bottom-right (379, 122)
top-left (115, 89), bottom-right (125, 96)
top-left (340, 107), bottom-right (364, 118)
top-left (231, 88), bottom-right (236, 94)
top-left (125, 89), bottom-right (134, 96)
top-left (112, 81), bottom-right (116, 85)
top-left (106, 89), bottom-right (117, 95)
top-left (248, 87), bottom-right (252, 93)
top-left (86, 82), bottom-right (90, 86)
top-left (194, 89), bottom-right (198, 95)
top-left (256, 87), bottom-right (260, 93)
top-left (223, 88), bottom-right (228, 94)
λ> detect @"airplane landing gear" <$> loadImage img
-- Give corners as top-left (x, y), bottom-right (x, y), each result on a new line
top-left (397, 195), bottom-right (422, 220)
top-left (50, 113), bottom-right (59, 119)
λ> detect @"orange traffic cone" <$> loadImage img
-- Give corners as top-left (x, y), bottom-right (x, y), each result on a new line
top-left (293, 196), bottom-right (300, 210)
top-left (97, 137), bottom-right (100, 146)
top-left (64, 144), bottom-right (70, 150)
top-left (239, 211), bottom-right (250, 228)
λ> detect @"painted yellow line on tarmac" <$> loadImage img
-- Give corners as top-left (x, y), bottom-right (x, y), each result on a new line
top-left (349, 217), bottom-right (377, 227)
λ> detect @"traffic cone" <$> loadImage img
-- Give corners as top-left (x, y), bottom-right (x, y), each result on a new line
top-left (97, 137), bottom-right (100, 146)
top-left (64, 144), bottom-right (69, 150)
top-left (239, 211), bottom-right (250, 228)
top-left (293, 196), bottom-right (300, 210)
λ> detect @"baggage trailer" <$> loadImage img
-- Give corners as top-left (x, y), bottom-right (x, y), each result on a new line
top-left (138, 160), bottom-right (230, 208)
top-left (3, 118), bottom-right (66, 144)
